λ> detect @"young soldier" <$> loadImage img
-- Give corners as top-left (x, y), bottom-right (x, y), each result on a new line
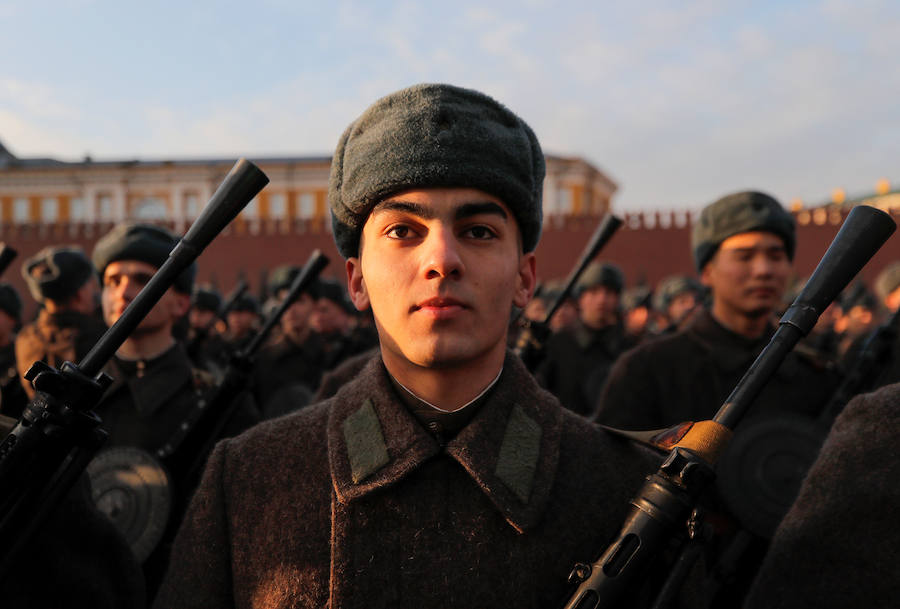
top-left (251, 265), bottom-right (324, 417)
top-left (594, 191), bottom-right (837, 429)
top-left (536, 261), bottom-right (634, 416)
top-left (90, 222), bottom-right (260, 600)
top-left (592, 191), bottom-right (840, 606)
top-left (15, 246), bottom-right (106, 399)
top-left (154, 84), bottom-right (659, 608)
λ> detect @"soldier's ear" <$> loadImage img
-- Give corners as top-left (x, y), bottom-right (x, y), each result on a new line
top-left (172, 291), bottom-right (192, 319)
top-left (513, 252), bottom-right (537, 309)
top-left (345, 257), bottom-right (370, 311)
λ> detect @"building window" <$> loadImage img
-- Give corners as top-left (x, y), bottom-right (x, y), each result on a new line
top-left (558, 188), bottom-right (573, 215)
top-left (70, 197), bottom-right (85, 221)
top-left (99, 195), bottom-right (113, 219)
top-left (134, 197), bottom-right (168, 220)
top-left (299, 193), bottom-right (315, 218)
top-left (269, 193), bottom-right (286, 218)
top-left (41, 197), bottom-right (59, 223)
top-left (243, 197), bottom-right (258, 219)
top-left (13, 198), bottom-right (29, 224)
top-left (185, 193), bottom-right (200, 218)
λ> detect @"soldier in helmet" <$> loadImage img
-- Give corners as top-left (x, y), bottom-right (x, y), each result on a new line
top-left (535, 261), bottom-right (635, 417)
top-left (15, 246), bottom-right (106, 401)
top-left (155, 83), bottom-right (662, 608)
top-left (0, 283), bottom-right (27, 417)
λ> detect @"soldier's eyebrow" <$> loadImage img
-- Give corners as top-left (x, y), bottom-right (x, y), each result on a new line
top-left (373, 201), bottom-right (436, 220)
top-left (372, 200), bottom-right (508, 222)
top-left (454, 202), bottom-right (508, 222)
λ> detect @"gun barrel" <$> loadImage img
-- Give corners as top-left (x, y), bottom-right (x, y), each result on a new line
top-left (543, 213), bottom-right (623, 324)
top-left (241, 250), bottom-right (329, 359)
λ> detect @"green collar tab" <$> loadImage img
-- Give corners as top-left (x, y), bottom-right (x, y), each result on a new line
top-left (494, 404), bottom-right (542, 503)
top-left (343, 398), bottom-right (391, 484)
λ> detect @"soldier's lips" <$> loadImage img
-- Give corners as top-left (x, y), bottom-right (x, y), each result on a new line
top-left (411, 297), bottom-right (468, 320)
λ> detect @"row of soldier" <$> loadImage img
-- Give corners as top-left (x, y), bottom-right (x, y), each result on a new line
top-left (0, 82), bottom-right (895, 608)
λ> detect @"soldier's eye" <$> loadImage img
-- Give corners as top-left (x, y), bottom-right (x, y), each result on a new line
top-left (464, 225), bottom-right (496, 240)
top-left (386, 225), bottom-right (416, 239)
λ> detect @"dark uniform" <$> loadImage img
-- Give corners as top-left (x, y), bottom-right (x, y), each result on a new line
top-left (88, 223), bottom-right (262, 600)
top-left (536, 261), bottom-right (634, 417)
top-left (743, 382), bottom-right (900, 609)
top-left (536, 319), bottom-right (635, 417)
top-left (594, 308), bottom-right (837, 429)
top-left (252, 332), bottom-right (324, 418)
top-left (154, 354), bottom-right (660, 609)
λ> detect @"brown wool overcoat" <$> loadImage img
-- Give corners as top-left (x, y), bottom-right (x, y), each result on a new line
top-left (154, 353), bottom-right (664, 609)
top-left (743, 382), bottom-right (900, 609)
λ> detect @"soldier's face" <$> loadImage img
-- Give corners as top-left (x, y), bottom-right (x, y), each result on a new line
top-left (347, 188), bottom-right (536, 370)
top-left (310, 298), bottom-right (348, 334)
top-left (280, 292), bottom-right (314, 338)
top-left (102, 260), bottom-right (190, 335)
top-left (702, 231), bottom-right (790, 320)
top-left (578, 285), bottom-right (620, 329)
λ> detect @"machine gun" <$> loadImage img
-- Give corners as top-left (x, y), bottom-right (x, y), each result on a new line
top-left (0, 243), bottom-right (17, 279)
top-left (0, 159), bottom-right (269, 578)
top-left (158, 249), bottom-right (329, 486)
top-left (560, 205), bottom-right (896, 609)
top-left (513, 213), bottom-right (623, 370)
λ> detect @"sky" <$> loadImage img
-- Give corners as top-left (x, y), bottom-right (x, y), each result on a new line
top-left (1, 0), bottom-right (898, 211)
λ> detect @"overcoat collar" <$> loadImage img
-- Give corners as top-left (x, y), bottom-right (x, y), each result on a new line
top-left (104, 342), bottom-right (195, 416)
top-left (328, 352), bottom-right (563, 532)
top-left (685, 308), bottom-right (800, 378)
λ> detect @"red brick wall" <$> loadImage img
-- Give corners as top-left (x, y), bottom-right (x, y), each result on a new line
top-left (4, 210), bottom-right (900, 321)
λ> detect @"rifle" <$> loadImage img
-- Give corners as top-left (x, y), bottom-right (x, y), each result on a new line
top-left (187, 279), bottom-right (248, 363)
top-left (157, 249), bottom-right (329, 485)
top-left (513, 213), bottom-right (623, 370)
top-left (561, 205), bottom-right (896, 609)
top-left (214, 279), bottom-right (249, 332)
top-left (0, 243), bottom-right (17, 279)
top-left (0, 158), bottom-right (269, 578)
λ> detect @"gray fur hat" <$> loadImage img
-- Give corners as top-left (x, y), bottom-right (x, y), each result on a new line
top-left (92, 222), bottom-right (195, 293)
top-left (328, 83), bottom-right (545, 258)
top-left (692, 191), bottom-right (795, 272)
top-left (21, 246), bottom-right (95, 303)
top-left (576, 262), bottom-right (625, 296)
top-left (654, 275), bottom-right (703, 312)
